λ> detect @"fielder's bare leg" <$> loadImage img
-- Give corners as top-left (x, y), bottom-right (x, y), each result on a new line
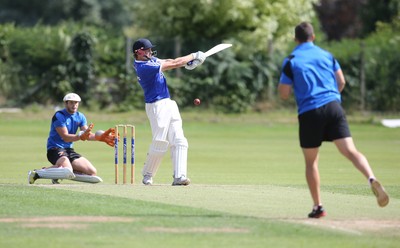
top-left (41, 156), bottom-right (73, 170)
top-left (68, 157), bottom-right (103, 183)
top-left (334, 137), bottom-right (373, 178)
top-left (71, 157), bottom-right (97, 176)
top-left (40, 151), bottom-right (97, 176)
top-left (302, 148), bottom-right (322, 207)
top-left (334, 137), bottom-right (389, 206)
top-left (302, 147), bottom-right (327, 218)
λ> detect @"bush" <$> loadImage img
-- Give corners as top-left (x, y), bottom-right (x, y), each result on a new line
top-left (1, 19), bottom-right (399, 113)
top-left (321, 18), bottom-right (400, 111)
top-left (0, 23), bottom-right (137, 109)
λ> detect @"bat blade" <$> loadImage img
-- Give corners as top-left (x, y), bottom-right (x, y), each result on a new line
top-left (204, 43), bottom-right (232, 57)
top-left (186, 43), bottom-right (232, 67)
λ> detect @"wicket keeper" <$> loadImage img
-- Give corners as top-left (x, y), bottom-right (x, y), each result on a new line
top-left (28, 93), bottom-right (116, 184)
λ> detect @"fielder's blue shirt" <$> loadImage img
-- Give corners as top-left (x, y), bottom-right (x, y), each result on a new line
top-left (134, 57), bottom-right (170, 103)
top-left (279, 42), bottom-right (341, 114)
top-left (47, 109), bottom-right (87, 150)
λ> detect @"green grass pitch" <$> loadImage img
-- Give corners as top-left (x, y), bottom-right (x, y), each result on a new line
top-left (0, 110), bottom-right (399, 248)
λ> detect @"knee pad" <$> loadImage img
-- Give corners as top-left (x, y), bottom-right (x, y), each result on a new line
top-left (149, 140), bottom-right (169, 157)
top-left (173, 137), bottom-right (188, 148)
top-left (170, 138), bottom-right (188, 178)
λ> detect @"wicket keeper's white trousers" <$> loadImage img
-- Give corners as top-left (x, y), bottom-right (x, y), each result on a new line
top-left (143, 98), bottom-right (189, 179)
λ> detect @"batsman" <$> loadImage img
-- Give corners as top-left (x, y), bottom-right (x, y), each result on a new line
top-left (132, 38), bottom-right (206, 186)
top-left (28, 93), bottom-right (117, 184)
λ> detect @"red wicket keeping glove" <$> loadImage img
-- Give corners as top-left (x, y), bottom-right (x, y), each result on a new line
top-left (95, 127), bottom-right (119, 147)
top-left (78, 123), bottom-right (94, 141)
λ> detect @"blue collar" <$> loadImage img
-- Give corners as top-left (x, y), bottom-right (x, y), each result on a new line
top-left (294, 42), bottom-right (314, 51)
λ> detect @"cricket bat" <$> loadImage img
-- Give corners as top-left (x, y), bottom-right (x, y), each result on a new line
top-left (204, 43), bottom-right (232, 57)
top-left (187, 43), bottom-right (232, 68)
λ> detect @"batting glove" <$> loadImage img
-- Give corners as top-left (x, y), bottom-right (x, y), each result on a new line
top-left (185, 51), bottom-right (206, 70)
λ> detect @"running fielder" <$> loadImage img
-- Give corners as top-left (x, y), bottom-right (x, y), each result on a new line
top-left (132, 38), bottom-right (206, 185)
top-left (278, 22), bottom-right (389, 218)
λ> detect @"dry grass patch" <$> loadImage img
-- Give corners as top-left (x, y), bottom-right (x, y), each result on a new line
top-left (0, 216), bottom-right (137, 229)
top-left (285, 218), bottom-right (400, 236)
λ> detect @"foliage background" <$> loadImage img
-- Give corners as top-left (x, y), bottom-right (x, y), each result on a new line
top-left (0, 0), bottom-right (399, 113)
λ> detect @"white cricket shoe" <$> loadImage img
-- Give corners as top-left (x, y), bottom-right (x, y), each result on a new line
top-left (371, 179), bottom-right (389, 207)
top-left (172, 176), bottom-right (190, 186)
top-left (28, 170), bottom-right (38, 184)
top-left (142, 175), bottom-right (153, 185)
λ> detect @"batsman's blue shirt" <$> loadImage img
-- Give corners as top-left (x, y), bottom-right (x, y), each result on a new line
top-left (47, 109), bottom-right (87, 150)
top-left (134, 57), bottom-right (170, 103)
top-left (279, 42), bottom-right (341, 114)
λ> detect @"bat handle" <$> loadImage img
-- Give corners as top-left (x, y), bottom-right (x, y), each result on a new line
top-left (187, 59), bottom-right (200, 66)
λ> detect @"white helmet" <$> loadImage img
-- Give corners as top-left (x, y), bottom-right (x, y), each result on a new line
top-left (63, 93), bottom-right (81, 102)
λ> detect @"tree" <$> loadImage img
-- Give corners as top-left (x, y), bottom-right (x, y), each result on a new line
top-left (131, 0), bottom-right (318, 112)
top-left (0, 0), bottom-right (132, 29)
top-left (132, 0), bottom-right (318, 54)
top-left (68, 32), bottom-right (95, 101)
top-left (360, 0), bottom-right (400, 37)
top-left (314, 0), bottom-right (400, 40)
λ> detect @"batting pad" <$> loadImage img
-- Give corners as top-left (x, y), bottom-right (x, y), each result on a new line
top-left (36, 167), bottom-right (75, 180)
top-left (142, 140), bottom-right (169, 177)
top-left (171, 139), bottom-right (188, 178)
top-left (71, 174), bottom-right (103, 183)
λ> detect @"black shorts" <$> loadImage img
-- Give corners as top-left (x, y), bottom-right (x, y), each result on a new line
top-left (298, 101), bottom-right (351, 148)
top-left (47, 148), bottom-right (82, 165)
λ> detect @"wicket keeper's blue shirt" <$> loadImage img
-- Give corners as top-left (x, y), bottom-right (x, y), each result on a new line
top-left (134, 57), bottom-right (171, 103)
top-left (47, 109), bottom-right (87, 150)
top-left (279, 42), bottom-right (342, 114)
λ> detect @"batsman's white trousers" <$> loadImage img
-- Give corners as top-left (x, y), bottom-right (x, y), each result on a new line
top-left (143, 98), bottom-right (188, 179)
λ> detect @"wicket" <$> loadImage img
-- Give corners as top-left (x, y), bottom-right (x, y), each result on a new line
top-left (114, 124), bottom-right (135, 184)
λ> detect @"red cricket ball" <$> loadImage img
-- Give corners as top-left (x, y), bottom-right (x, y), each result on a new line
top-left (194, 98), bottom-right (201, 106)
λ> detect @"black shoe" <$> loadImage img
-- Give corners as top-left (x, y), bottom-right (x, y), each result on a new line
top-left (52, 179), bottom-right (60, 184)
top-left (308, 205), bottom-right (327, 218)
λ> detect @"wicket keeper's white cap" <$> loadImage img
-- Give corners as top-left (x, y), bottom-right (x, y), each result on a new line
top-left (63, 93), bottom-right (81, 102)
